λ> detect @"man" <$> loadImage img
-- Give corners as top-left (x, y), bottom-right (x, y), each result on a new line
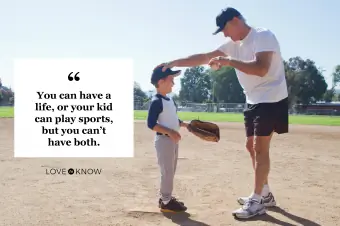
top-left (157, 7), bottom-right (289, 219)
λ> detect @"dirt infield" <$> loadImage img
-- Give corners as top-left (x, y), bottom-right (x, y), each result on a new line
top-left (0, 118), bottom-right (340, 226)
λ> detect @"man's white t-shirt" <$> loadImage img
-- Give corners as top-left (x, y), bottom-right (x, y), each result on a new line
top-left (218, 27), bottom-right (288, 104)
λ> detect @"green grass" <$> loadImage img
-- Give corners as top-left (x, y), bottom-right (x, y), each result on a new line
top-left (134, 110), bottom-right (340, 126)
top-left (0, 107), bottom-right (14, 118)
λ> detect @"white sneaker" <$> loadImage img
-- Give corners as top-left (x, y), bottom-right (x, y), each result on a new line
top-left (237, 192), bottom-right (276, 207)
top-left (232, 198), bottom-right (266, 219)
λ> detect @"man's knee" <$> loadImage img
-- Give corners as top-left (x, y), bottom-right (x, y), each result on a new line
top-left (253, 134), bottom-right (273, 155)
top-left (245, 136), bottom-right (254, 154)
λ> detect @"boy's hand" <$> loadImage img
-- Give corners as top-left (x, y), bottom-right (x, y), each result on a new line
top-left (168, 129), bottom-right (181, 143)
top-left (180, 122), bottom-right (189, 128)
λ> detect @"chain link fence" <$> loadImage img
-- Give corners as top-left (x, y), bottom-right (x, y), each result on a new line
top-left (134, 100), bottom-right (340, 116)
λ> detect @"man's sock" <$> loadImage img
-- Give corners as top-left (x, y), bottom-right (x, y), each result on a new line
top-left (161, 198), bottom-right (170, 205)
top-left (261, 184), bottom-right (270, 197)
top-left (250, 192), bottom-right (262, 202)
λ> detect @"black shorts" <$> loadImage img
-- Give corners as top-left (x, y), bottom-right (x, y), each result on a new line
top-left (244, 97), bottom-right (289, 137)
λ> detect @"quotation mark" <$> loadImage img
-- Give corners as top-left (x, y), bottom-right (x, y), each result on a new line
top-left (68, 168), bottom-right (74, 175)
top-left (68, 72), bottom-right (80, 81)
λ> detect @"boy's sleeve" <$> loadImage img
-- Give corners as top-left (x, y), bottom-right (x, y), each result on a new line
top-left (147, 98), bottom-right (163, 129)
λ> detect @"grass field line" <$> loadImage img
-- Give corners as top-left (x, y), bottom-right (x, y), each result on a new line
top-left (1, 107), bottom-right (339, 126)
top-left (135, 110), bottom-right (340, 126)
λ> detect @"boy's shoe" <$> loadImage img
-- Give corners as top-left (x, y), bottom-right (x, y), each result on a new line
top-left (232, 198), bottom-right (266, 219)
top-left (159, 197), bottom-right (184, 207)
top-left (237, 192), bottom-right (276, 207)
top-left (159, 197), bottom-right (187, 213)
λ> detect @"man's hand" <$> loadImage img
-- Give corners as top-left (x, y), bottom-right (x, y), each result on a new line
top-left (209, 52), bottom-right (274, 76)
top-left (208, 56), bottom-right (231, 69)
top-left (168, 129), bottom-right (181, 143)
top-left (154, 61), bottom-right (177, 72)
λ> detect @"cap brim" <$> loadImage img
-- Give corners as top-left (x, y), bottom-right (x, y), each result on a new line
top-left (212, 27), bottom-right (223, 35)
top-left (151, 69), bottom-right (181, 85)
top-left (213, 27), bottom-right (223, 35)
top-left (169, 70), bottom-right (181, 77)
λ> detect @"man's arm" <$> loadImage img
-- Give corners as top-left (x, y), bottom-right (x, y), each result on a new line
top-left (172, 49), bottom-right (225, 67)
top-left (229, 30), bottom-right (278, 77)
top-left (156, 40), bottom-right (233, 71)
top-left (209, 30), bottom-right (278, 77)
top-left (227, 51), bottom-right (274, 77)
top-left (159, 49), bottom-right (226, 70)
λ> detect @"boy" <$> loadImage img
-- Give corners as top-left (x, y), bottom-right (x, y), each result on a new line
top-left (147, 65), bottom-right (188, 213)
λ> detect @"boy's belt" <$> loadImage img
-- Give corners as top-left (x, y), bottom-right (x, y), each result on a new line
top-left (156, 132), bottom-right (169, 137)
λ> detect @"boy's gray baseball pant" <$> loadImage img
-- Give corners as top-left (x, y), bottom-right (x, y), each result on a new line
top-left (155, 134), bottom-right (178, 203)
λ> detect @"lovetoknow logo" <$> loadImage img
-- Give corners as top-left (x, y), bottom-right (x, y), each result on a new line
top-left (45, 168), bottom-right (103, 175)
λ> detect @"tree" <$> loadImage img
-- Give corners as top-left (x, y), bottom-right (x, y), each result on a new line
top-left (332, 65), bottom-right (340, 87)
top-left (179, 66), bottom-right (211, 102)
top-left (208, 66), bottom-right (245, 103)
top-left (323, 88), bottom-right (335, 102)
top-left (0, 84), bottom-right (14, 106)
top-left (172, 93), bottom-right (180, 102)
top-left (284, 60), bottom-right (300, 107)
top-left (284, 57), bottom-right (328, 105)
top-left (134, 82), bottom-right (147, 102)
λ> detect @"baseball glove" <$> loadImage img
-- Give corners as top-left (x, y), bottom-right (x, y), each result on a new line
top-left (187, 119), bottom-right (220, 142)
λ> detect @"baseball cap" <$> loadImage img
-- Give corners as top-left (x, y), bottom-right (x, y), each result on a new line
top-left (212, 7), bottom-right (241, 35)
top-left (151, 66), bottom-right (181, 85)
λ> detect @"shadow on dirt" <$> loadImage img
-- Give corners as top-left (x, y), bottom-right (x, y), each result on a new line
top-left (126, 210), bottom-right (211, 226)
top-left (234, 206), bottom-right (321, 226)
top-left (162, 212), bottom-right (211, 226)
